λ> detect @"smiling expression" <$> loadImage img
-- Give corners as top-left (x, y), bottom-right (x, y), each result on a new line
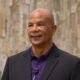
top-left (27, 9), bottom-right (56, 46)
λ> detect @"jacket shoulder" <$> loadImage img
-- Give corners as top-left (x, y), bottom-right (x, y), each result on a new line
top-left (58, 49), bottom-right (80, 63)
top-left (8, 48), bottom-right (31, 62)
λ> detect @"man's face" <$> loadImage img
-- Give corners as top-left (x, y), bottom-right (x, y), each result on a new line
top-left (27, 12), bottom-right (56, 46)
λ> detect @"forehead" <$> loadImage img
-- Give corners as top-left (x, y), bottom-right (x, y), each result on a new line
top-left (29, 11), bottom-right (48, 22)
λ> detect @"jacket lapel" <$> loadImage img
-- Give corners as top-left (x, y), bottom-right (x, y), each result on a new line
top-left (22, 48), bottom-right (32, 80)
top-left (40, 44), bottom-right (60, 80)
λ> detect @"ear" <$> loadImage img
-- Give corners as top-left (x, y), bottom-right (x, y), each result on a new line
top-left (52, 25), bottom-right (57, 34)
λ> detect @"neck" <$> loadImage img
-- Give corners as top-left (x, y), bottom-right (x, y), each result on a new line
top-left (32, 42), bottom-right (53, 58)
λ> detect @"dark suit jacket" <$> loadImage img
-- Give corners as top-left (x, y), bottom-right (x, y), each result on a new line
top-left (1, 44), bottom-right (80, 80)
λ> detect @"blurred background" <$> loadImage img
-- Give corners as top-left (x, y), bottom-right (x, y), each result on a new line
top-left (0, 0), bottom-right (80, 79)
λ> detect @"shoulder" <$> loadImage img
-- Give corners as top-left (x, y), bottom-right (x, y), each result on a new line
top-left (59, 49), bottom-right (79, 59)
top-left (51, 44), bottom-right (80, 62)
top-left (7, 47), bottom-right (31, 63)
top-left (50, 43), bottom-right (80, 63)
top-left (57, 48), bottom-right (80, 64)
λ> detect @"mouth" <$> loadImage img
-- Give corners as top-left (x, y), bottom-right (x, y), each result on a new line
top-left (31, 35), bottom-right (42, 38)
top-left (30, 34), bottom-right (42, 40)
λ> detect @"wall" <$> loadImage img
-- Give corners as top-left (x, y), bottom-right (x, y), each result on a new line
top-left (0, 0), bottom-right (80, 78)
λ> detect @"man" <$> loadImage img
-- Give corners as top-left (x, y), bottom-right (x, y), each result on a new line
top-left (1, 8), bottom-right (80, 80)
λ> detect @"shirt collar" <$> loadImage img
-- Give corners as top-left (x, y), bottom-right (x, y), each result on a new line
top-left (30, 45), bottom-right (53, 61)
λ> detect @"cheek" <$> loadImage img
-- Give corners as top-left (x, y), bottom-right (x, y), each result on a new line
top-left (27, 28), bottom-right (31, 35)
top-left (42, 30), bottom-right (51, 38)
top-left (44, 30), bottom-right (53, 39)
top-left (44, 27), bottom-right (52, 34)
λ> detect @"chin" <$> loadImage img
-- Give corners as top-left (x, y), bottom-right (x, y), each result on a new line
top-left (31, 41), bottom-right (43, 46)
top-left (32, 43), bottom-right (41, 46)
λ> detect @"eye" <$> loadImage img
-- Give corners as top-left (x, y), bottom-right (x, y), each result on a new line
top-left (28, 23), bottom-right (33, 27)
top-left (37, 22), bottom-right (45, 26)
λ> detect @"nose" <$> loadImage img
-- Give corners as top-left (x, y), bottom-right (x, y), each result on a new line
top-left (32, 24), bottom-right (39, 31)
